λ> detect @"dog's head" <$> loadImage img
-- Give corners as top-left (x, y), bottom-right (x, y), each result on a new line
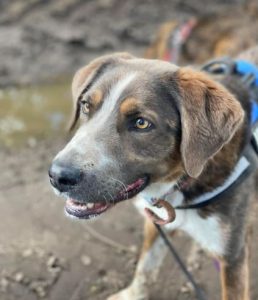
top-left (49, 53), bottom-right (244, 219)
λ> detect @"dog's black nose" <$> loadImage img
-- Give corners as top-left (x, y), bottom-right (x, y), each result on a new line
top-left (49, 162), bottom-right (82, 192)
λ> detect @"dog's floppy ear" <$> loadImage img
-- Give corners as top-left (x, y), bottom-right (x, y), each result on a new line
top-left (69, 52), bottom-right (134, 131)
top-left (176, 68), bottom-right (244, 178)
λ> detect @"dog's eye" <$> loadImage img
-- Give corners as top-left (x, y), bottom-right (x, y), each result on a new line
top-left (81, 100), bottom-right (90, 115)
top-left (134, 117), bottom-right (152, 130)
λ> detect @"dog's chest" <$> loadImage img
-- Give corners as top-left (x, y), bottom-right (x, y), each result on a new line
top-left (134, 191), bottom-right (225, 256)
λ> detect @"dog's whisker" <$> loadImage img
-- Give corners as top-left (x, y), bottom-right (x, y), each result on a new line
top-left (109, 176), bottom-right (128, 200)
top-left (107, 191), bottom-right (115, 205)
top-left (103, 194), bottom-right (108, 206)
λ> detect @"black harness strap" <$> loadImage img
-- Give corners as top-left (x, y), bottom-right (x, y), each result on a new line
top-left (175, 146), bottom-right (257, 210)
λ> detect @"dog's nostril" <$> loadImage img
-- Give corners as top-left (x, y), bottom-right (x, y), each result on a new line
top-left (59, 175), bottom-right (78, 186)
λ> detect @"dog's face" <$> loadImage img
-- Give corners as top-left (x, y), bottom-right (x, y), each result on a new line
top-left (49, 53), bottom-right (244, 219)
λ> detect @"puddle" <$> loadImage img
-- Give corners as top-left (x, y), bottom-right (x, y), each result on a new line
top-left (0, 81), bottom-right (73, 148)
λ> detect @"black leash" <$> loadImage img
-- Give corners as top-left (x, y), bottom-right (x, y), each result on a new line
top-left (154, 223), bottom-right (207, 300)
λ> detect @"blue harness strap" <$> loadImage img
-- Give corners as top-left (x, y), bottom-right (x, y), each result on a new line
top-left (251, 101), bottom-right (258, 125)
top-left (235, 59), bottom-right (258, 125)
top-left (235, 60), bottom-right (258, 152)
top-left (235, 60), bottom-right (258, 87)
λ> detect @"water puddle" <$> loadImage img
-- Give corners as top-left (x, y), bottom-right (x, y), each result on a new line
top-left (0, 81), bottom-right (72, 148)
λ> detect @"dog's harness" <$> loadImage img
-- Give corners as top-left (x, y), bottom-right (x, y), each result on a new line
top-left (171, 59), bottom-right (258, 210)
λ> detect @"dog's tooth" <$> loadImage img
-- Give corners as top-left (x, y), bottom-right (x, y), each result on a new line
top-left (87, 203), bottom-right (94, 209)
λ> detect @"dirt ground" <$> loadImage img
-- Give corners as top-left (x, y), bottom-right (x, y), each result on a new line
top-left (1, 0), bottom-right (258, 300)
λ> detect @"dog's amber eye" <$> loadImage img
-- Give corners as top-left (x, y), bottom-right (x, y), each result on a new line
top-left (135, 117), bottom-right (151, 130)
top-left (81, 100), bottom-right (90, 115)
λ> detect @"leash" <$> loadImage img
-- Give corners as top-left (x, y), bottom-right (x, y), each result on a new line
top-left (154, 223), bottom-right (207, 300)
top-left (146, 200), bottom-right (207, 299)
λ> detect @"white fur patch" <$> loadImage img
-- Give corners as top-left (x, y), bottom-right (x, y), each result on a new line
top-left (167, 210), bottom-right (224, 255)
top-left (95, 72), bottom-right (137, 127)
top-left (135, 182), bottom-right (225, 256)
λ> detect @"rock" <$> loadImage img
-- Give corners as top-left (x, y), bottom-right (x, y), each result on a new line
top-left (29, 280), bottom-right (47, 298)
top-left (47, 255), bottom-right (58, 269)
top-left (180, 282), bottom-right (193, 294)
top-left (14, 271), bottom-right (24, 283)
top-left (22, 248), bottom-right (33, 258)
top-left (81, 255), bottom-right (92, 266)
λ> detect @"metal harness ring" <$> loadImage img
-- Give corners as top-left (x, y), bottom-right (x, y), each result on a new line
top-left (144, 199), bottom-right (176, 226)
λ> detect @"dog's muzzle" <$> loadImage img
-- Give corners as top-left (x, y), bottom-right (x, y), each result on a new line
top-left (49, 160), bottom-right (149, 219)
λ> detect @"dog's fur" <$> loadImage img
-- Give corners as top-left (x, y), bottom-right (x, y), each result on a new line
top-left (49, 50), bottom-right (258, 300)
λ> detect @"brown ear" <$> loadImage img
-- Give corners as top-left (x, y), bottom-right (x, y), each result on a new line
top-left (177, 68), bottom-right (244, 178)
top-left (68, 52), bottom-right (134, 131)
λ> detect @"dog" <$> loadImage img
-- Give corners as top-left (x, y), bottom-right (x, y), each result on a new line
top-left (145, 3), bottom-right (258, 65)
top-left (49, 48), bottom-right (258, 299)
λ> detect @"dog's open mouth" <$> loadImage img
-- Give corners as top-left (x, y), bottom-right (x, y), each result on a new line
top-left (65, 200), bottom-right (112, 219)
top-left (65, 176), bottom-right (149, 219)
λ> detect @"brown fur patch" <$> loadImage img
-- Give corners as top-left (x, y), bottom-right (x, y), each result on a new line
top-left (177, 68), bottom-right (244, 177)
top-left (120, 97), bottom-right (140, 115)
top-left (90, 89), bottom-right (103, 108)
top-left (219, 250), bottom-right (250, 300)
top-left (141, 219), bottom-right (158, 254)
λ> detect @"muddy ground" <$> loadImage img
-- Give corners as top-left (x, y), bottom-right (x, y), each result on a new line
top-left (1, 0), bottom-right (258, 300)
